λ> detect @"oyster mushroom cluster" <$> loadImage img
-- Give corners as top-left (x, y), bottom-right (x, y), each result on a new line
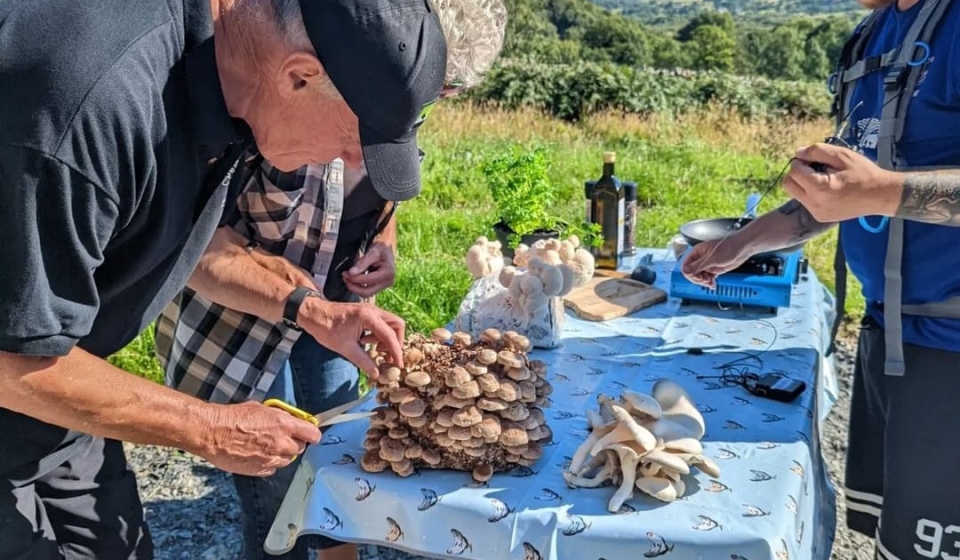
top-left (359, 327), bottom-right (554, 482)
top-left (564, 379), bottom-right (721, 511)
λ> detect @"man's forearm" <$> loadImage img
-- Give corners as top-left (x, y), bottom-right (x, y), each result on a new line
top-left (740, 200), bottom-right (835, 255)
top-left (895, 171), bottom-right (960, 225)
top-left (187, 227), bottom-right (297, 324)
top-left (0, 349), bottom-right (214, 453)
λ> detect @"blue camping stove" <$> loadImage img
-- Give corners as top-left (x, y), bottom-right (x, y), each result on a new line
top-left (670, 248), bottom-right (807, 313)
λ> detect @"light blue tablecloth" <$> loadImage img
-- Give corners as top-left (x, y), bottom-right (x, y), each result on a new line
top-left (281, 248), bottom-right (840, 560)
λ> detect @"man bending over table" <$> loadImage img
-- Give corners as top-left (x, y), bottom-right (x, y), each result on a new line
top-left (682, 0), bottom-right (960, 558)
top-left (156, 1), bottom-right (506, 558)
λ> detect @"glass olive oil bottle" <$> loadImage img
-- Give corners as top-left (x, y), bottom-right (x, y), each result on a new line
top-left (590, 152), bottom-right (624, 269)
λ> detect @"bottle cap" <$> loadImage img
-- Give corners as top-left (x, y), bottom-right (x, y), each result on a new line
top-left (603, 152), bottom-right (616, 163)
top-left (624, 181), bottom-right (637, 200)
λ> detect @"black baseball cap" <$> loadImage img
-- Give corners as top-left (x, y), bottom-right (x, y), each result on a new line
top-left (298, 0), bottom-right (447, 201)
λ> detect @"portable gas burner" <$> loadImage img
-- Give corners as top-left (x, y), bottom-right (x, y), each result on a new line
top-left (670, 248), bottom-right (807, 313)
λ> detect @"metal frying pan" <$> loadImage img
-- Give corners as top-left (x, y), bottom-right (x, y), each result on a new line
top-left (679, 217), bottom-right (805, 256)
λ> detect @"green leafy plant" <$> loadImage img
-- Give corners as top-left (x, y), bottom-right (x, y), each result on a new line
top-left (484, 145), bottom-right (564, 246)
top-left (579, 221), bottom-right (604, 249)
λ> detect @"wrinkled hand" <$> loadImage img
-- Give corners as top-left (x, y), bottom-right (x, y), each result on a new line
top-left (247, 247), bottom-right (318, 290)
top-left (299, 299), bottom-right (405, 377)
top-left (680, 238), bottom-right (751, 289)
top-left (342, 242), bottom-right (396, 298)
top-left (199, 401), bottom-right (321, 477)
top-left (784, 143), bottom-right (901, 222)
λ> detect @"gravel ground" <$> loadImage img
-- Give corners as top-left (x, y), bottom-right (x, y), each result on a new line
top-left (128, 336), bottom-right (871, 560)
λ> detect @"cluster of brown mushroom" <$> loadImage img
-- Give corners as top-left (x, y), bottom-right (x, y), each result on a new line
top-left (563, 379), bottom-right (721, 511)
top-left (359, 327), bottom-right (554, 482)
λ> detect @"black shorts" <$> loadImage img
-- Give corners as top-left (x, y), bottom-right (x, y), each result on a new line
top-left (0, 436), bottom-right (152, 560)
top-left (845, 315), bottom-right (960, 560)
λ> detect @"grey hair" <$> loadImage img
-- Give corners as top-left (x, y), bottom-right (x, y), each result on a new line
top-left (237, 0), bottom-right (342, 99)
top-left (430, 0), bottom-right (507, 88)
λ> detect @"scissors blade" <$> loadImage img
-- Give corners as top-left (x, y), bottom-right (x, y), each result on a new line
top-left (313, 392), bottom-right (374, 425)
top-left (319, 411), bottom-right (376, 427)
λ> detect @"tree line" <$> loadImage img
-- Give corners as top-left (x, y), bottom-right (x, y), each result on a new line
top-left (501, 0), bottom-right (863, 83)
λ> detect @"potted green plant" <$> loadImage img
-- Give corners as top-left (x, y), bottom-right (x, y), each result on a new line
top-left (484, 146), bottom-right (565, 258)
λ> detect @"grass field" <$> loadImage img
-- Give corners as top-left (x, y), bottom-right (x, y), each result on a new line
top-left (108, 103), bottom-right (864, 382)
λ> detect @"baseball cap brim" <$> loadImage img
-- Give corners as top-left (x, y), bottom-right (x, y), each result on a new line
top-left (360, 123), bottom-right (422, 202)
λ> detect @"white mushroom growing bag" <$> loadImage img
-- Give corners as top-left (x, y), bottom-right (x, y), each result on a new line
top-left (454, 273), bottom-right (566, 349)
top-left (453, 236), bottom-right (596, 350)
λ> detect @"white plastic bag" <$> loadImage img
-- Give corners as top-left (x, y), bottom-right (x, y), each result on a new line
top-left (453, 273), bottom-right (565, 349)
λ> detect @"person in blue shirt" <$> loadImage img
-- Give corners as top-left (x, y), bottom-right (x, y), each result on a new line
top-left (683, 0), bottom-right (960, 558)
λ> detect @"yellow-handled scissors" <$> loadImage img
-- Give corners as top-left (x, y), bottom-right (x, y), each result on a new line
top-left (264, 392), bottom-right (375, 428)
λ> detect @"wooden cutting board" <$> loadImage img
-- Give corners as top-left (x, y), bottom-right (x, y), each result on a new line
top-left (563, 275), bottom-right (667, 321)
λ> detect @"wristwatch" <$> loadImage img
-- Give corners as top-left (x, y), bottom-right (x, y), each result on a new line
top-left (282, 286), bottom-right (322, 331)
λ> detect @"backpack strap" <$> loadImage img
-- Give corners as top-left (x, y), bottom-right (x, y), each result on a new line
top-left (826, 12), bottom-right (882, 355)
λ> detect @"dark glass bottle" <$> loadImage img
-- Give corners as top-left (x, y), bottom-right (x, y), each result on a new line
top-left (623, 181), bottom-right (637, 257)
top-left (590, 152), bottom-right (624, 269)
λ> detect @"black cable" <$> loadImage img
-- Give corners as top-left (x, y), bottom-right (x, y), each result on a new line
top-left (695, 319), bottom-right (779, 394)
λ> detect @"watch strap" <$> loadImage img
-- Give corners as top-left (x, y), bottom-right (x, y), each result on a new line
top-left (282, 286), bottom-right (320, 331)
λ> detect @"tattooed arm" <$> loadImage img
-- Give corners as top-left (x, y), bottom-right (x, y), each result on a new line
top-left (895, 171), bottom-right (960, 225)
top-left (735, 199), bottom-right (836, 256)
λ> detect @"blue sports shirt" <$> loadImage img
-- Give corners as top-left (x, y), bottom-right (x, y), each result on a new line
top-left (839, 0), bottom-right (960, 352)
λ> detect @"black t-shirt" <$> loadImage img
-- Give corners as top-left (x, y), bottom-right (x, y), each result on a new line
top-left (0, 0), bottom-right (252, 479)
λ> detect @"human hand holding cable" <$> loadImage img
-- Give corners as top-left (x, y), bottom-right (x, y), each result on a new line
top-left (784, 143), bottom-right (902, 223)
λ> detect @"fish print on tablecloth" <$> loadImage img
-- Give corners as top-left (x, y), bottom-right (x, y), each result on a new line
top-left (571, 388), bottom-right (590, 397)
top-left (697, 404), bottom-right (718, 414)
top-left (776, 538), bottom-right (789, 560)
top-left (319, 435), bottom-right (345, 446)
top-left (385, 517), bottom-right (404, 542)
top-left (522, 542), bottom-right (543, 560)
top-left (535, 488), bottom-right (562, 502)
top-left (418, 488), bottom-right (440, 511)
top-left (488, 498), bottom-right (514, 522)
top-left (704, 480), bottom-right (731, 493)
top-left (742, 504), bottom-right (770, 517)
top-left (447, 529), bottom-right (473, 555)
top-left (643, 532), bottom-right (674, 557)
top-left (750, 470), bottom-right (776, 482)
top-left (786, 495), bottom-right (798, 514)
top-left (554, 411), bottom-right (577, 420)
top-left (333, 454), bottom-right (355, 465)
top-left (553, 373), bottom-right (570, 383)
top-left (562, 514), bottom-right (591, 536)
top-left (791, 461), bottom-right (804, 478)
top-left (797, 521), bottom-right (804, 545)
top-left (731, 397), bottom-right (751, 406)
top-left (762, 413), bottom-right (785, 423)
top-left (716, 448), bottom-right (740, 460)
top-left (354, 478), bottom-right (375, 501)
top-left (757, 442), bottom-right (779, 450)
top-left (616, 502), bottom-right (637, 514)
top-left (319, 508), bottom-right (342, 531)
top-left (509, 466), bottom-right (538, 477)
top-left (692, 515), bottom-right (722, 531)
top-left (724, 420), bottom-right (747, 430)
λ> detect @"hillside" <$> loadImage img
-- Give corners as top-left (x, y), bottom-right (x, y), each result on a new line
top-left (590, 0), bottom-right (867, 27)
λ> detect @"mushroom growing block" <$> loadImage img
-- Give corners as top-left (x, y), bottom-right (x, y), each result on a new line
top-left (360, 328), bottom-right (554, 482)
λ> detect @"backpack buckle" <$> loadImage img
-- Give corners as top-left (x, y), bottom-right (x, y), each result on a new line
top-left (826, 72), bottom-right (838, 94)
top-left (884, 62), bottom-right (908, 87)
